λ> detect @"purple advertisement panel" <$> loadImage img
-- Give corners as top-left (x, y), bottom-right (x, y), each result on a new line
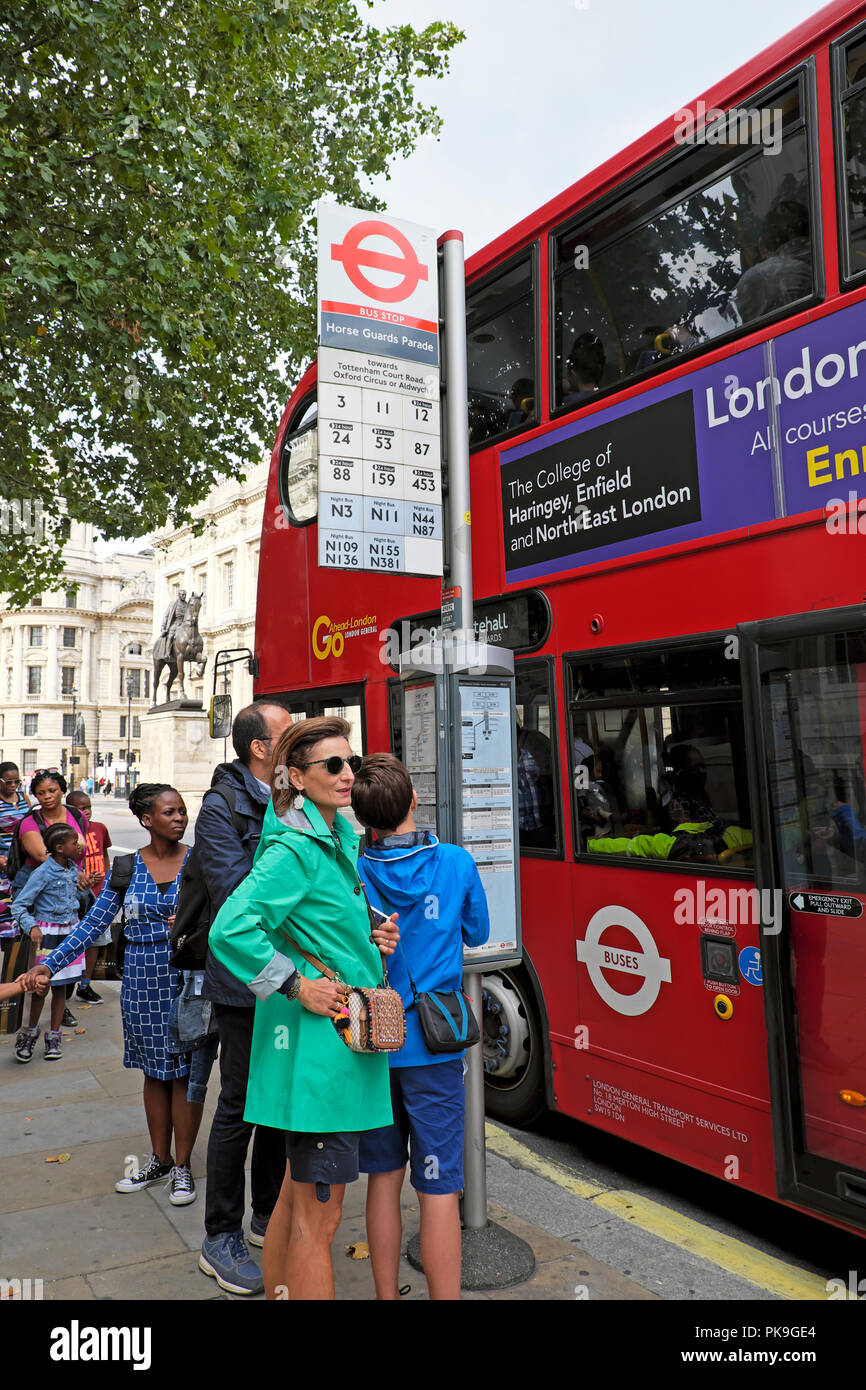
top-left (500, 298), bottom-right (866, 584)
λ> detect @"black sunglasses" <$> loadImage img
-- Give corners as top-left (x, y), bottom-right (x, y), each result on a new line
top-left (302, 755), bottom-right (362, 776)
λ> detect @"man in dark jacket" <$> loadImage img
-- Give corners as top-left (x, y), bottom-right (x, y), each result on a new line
top-left (197, 700), bottom-right (292, 1297)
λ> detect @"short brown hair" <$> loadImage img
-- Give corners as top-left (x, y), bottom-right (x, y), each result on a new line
top-left (271, 716), bottom-right (351, 813)
top-left (351, 753), bottom-right (413, 832)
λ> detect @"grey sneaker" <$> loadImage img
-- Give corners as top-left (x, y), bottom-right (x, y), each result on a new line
top-left (44, 1029), bottom-right (63, 1060)
top-left (115, 1155), bottom-right (173, 1193)
top-left (168, 1163), bottom-right (196, 1206)
top-left (14, 1026), bottom-right (39, 1062)
top-left (248, 1211), bottom-right (269, 1248)
top-left (199, 1232), bottom-right (264, 1296)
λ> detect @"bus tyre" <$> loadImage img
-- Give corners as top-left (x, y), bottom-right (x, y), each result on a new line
top-left (481, 968), bottom-right (545, 1127)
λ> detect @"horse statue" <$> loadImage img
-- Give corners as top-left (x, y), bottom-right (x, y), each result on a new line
top-left (152, 592), bottom-right (207, 702)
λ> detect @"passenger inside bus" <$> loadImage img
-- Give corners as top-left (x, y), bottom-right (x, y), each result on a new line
top-left (506, 378), bottom-right (536, 430)
top-left (516, 721), bottom-right (555, 848)
top-left (731, 199), bottom-right (812, 324)
top-left (561, 332), bottom-right (605, 405)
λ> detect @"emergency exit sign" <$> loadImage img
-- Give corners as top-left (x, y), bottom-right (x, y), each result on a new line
top-left (316, 202), bottom-right (443, 577)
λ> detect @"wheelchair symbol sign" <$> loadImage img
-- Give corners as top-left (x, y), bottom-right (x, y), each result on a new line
top-left (738, 947), bottom-right (762, 986)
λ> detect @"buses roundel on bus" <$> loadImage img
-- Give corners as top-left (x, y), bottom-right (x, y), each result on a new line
top-left (255, 0), bottom-right (866, 1237)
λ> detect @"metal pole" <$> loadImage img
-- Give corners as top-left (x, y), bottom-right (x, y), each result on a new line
top-left (70, 690), bottom-right (76, 776)
top-left (126, 680), bottom-right (132, 796)
top-left (440, 230), bottom-right (488, 1229)
top-left (440, 231), bottom-right (473, 636)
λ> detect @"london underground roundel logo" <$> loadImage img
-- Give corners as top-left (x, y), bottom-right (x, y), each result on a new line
top-left (330, 219), bottom-right (429, 303)
top-left (576, 906), bottom-right (672, 1017)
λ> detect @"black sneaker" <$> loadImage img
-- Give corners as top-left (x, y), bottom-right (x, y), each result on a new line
top-left (168, 1164), bottom-right (196, 1206)
top-left (115, 1155), bottom-right (173, 1194)
top-left (62, 1007), bottom-right (77, 1027)
top-left (76, 984), bottom-right (103, 1004)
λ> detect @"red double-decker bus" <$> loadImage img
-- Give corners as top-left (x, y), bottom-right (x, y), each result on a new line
top-left (255, 0), bottom-right (866, 1235)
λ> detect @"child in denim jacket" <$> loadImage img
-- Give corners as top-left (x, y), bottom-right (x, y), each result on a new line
top-left (11, 823), bottom-right (84, 1061)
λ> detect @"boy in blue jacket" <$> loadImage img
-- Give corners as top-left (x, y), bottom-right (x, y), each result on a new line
top-left (351, 753), bottom-right (489, 1300)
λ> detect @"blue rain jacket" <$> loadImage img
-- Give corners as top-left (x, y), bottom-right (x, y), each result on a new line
top-left (359, 831), bottom-right (490, 1067)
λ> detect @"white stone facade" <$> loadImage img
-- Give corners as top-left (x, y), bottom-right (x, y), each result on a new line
top-left (0, 523), bottom-right (154, 784)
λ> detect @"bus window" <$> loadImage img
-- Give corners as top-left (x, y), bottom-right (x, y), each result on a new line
top-left (467, 251), bottom-right (536, 449)
top-left (567, 645), bottom-right (752, 867)
top-left (277, 394), bottom-right (318, 526)
top-left (552, 78), bottom-right (814, 410)
top-left (515, 662), bottom-right (560, 854)
top-left (835, 31), bottom-right (866, 285)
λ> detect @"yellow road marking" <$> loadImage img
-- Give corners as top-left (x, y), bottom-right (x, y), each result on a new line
top-left (485, 1122), bottom-right (841, 1300)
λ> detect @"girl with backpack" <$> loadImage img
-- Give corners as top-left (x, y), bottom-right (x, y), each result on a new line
top-left (11, 823), bottom-right (86, 1061)
top-left (20, 784), bottom-right (203, 1206)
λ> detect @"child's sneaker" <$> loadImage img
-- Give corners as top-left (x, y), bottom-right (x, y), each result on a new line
top-left (44, 1029), bottom-right (63, 1060)
top-left (115, 1155), bottom-right (173, 1194)
top-left (76, 983), bottom-right (102, 1004)
top-left (14, 1026), bottom-right (39, 1062)
top-left (168, 1164), bottom-right (196, 1206)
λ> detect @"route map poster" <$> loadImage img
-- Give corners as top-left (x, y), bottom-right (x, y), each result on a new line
top-left (458, 683), bottom-right (520, 965)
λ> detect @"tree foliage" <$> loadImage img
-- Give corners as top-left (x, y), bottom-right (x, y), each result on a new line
top-left (0, 0), bottom-right (460, 603)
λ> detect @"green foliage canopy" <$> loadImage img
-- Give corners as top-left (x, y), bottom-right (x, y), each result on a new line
top-left (0, 0), bottom-right (460, 603)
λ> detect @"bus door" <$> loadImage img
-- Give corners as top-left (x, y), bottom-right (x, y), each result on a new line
top-left (741, 609), bottom-right (866, 1229)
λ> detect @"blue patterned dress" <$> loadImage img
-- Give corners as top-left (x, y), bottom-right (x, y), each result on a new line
top-left (42, 850), bottom-right (191, 1080)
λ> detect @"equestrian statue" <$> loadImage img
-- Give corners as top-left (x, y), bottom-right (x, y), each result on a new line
top-left (152, 591), bottom-right (207, 702)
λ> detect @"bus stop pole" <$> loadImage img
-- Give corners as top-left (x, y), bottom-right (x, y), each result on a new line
top-left (440, 231), bottom-right (488, 1228)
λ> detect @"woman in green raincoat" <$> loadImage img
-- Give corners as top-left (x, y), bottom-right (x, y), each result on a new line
top-left (208, 715), bottom-right (399, 1300)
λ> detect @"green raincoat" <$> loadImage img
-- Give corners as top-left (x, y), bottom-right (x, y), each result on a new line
top-left (208, 798), bottom-right (393, 1134)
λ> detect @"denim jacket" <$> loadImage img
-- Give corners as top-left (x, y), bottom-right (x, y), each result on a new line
top-left (11, 858), bottom-right (80, 936)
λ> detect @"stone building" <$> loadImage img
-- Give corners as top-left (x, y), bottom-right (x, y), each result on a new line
top-left (0, 523), bottom-right (154, 787)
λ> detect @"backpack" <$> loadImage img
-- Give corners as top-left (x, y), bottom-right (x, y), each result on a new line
top-left (7, 803), bottom-right (87, 892)
top-left (95, 852), bottom-right (135, 979)
top-left (170, 783), bottom-right (253, 970)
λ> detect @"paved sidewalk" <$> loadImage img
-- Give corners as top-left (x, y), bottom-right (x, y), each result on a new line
top-left (0, 986), bottom-right (656, 1301)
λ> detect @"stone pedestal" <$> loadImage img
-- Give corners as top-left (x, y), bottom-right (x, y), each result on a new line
top-left (140, 705), bottom-right (214, 821)
top-left (71, 744), bottom-right (90, 785)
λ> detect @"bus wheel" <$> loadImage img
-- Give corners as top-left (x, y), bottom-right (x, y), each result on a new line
top-left (482, 969), bottom-right (545, 1127)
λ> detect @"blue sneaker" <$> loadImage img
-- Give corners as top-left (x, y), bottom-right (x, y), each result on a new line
top-left (199, 1232), bottom-right (264, 1296)
top-left (248, 1211), bottom-right (270, 1248)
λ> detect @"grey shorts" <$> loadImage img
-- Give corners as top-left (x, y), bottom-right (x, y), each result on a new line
top-left (284, 1130), bottom-right (360, 1203)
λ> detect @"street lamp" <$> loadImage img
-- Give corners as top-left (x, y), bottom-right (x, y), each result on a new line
top-left (125, 672), bottom-right (134, 799)
top-left (69, 686), bottom-right (78, 778)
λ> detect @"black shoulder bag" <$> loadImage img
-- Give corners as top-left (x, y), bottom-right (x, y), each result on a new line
top-left (374, 887), bottom-right (480, 1055)
top-left (101, 852), bottom-right (135, 980)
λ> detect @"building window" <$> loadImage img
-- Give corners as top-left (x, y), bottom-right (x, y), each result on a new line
top-left (62, 627), bottom-right (76, 648)
top-left (59, 516), bottom-right (71, 540)
top-left (22, 749), bottom-right (37, 774)
top-left (132, 717), bottom-right (141, 739)
top-left (122, 668), bottom-right (142, 699)
top-left (119, 715), bottom-right (127, 738)
top-left (29, 626), bottom-right (43, 647)
top-left (26, 667), bottom-right (42, 696)
top-left (127, 643), bottom-right (142, 655)
top-left (144, 669), bottom-right (150, 699)
top-left (224, 559), bottom-right (235, 607)
top-left (22, 714), bottom-right (38, 736)
top-left (30, 595), bottom-right (42, 608)
top-left (61, 667), bottom-right (75, 696)
top-left (62, 714), bottom-right (74, 737)
top-left (65, 589), bottom-right (77, 609)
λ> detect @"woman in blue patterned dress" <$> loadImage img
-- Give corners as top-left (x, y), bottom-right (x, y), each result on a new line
top-left (0, 762), bottom-right (31, 939)
top-left (24, 783), bottom-right (204, 1206)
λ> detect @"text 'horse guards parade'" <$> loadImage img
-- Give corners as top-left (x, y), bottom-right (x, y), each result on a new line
top-left (152, 590), bottom-right (207, 702)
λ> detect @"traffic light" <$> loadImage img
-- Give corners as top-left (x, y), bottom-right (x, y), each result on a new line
top-left (95, 751), bottom-right (103, 767)
top-left (107, 752), bottom-right (113, 766)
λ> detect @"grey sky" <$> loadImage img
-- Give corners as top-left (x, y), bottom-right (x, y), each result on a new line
top-left (371, 0), bottom-right (823, 255)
